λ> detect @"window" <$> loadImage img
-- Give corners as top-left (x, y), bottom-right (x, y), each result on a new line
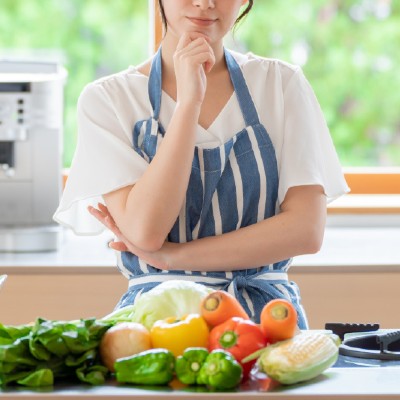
top-left (3, 0), bottom-right (399, 200)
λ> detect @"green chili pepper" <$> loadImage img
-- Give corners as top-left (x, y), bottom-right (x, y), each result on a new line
top-left (197, 349), bottom-right (242, 390)
top-left (114, 348), bottom-right (175, 385)
top-left (175, 347), bottom-right (209, 385)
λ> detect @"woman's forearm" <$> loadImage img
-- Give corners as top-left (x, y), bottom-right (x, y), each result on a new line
top-left (106, 103), bottom-right (200, 251)
top-left (168, 186), bottom-right (327, 271)
top-left (170, 215), bottom-right (307, 271)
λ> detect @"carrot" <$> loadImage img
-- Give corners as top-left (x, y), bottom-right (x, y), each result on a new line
top-left (200, 290), bottom-right (250, 327)
top-left (260, 299), bottom-right (299, 344)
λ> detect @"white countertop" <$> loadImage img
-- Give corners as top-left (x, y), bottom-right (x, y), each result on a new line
top-left (1, 367), bottom-right (400, 399)
top-left (1, 225), bottom-right (400, 274)
top-left (294, 226), bottom-right (400, 271)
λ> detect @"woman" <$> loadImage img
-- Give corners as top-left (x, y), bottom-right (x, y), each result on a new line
top-left (54, 0), bottom-right (349, 328)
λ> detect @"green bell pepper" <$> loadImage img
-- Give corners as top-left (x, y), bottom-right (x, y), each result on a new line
top-left (175, 347), bottom-right (209, 385)
top-left (114, 348), bottom-right (174, 385)
top-left (197, 349), bottom-right (242, 390)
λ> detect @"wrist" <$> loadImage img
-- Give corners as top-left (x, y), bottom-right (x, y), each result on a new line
top-left (175, 101), bottom-right (202, 117)
top-left (163, 241), bottom-right (186, 271)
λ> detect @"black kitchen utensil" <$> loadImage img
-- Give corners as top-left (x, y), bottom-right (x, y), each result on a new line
top-left (325, 322), bottom-right (380, 340)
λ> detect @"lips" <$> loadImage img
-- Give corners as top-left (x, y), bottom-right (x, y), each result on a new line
top-left (187, 17), bottom-right (217, 27)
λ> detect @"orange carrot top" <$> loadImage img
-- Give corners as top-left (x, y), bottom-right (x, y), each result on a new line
top-left (200, 290), bottom-right (250, 327)
top-left (260, 298), bottom-right (299, 343)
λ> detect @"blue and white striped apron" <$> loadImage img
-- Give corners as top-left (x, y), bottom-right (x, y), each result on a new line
top-left (116, 47), bottom-right (308, 329)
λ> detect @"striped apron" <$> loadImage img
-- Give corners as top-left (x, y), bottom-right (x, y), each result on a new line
top-left (116, 47), bottom-right (308, 329)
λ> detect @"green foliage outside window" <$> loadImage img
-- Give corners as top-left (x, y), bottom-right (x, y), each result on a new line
top-left (1, 0), bottom-right (148, 167)
top-left (235, 0), bottom-right (400, 167)
top-left (1, 0), bottom-right (399, 167)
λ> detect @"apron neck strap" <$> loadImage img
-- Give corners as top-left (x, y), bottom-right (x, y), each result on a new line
top-left (224, 49), bottom-right (260, 127)
top-left (148, 47), bottom-right (163, 120)
top-left (148, 47), bottom-right (260, 126)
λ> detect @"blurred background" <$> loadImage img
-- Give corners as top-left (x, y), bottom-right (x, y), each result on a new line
top-left (1, 0), bottom-right (399, 168)
top-left (1, 0), bottom-right (399, 329)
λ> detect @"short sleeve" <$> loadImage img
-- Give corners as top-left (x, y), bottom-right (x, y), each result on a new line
top-left (53, 83), bottom-right (149, 235)
top-left (278, 68), bottom-right (350, 205)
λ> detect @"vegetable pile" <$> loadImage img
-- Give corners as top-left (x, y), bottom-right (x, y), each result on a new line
top-left (0, 280), bottom-right (340, 391)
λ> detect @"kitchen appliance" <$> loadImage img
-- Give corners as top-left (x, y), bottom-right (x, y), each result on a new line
top-left (0, 60), bottom-right (67, 252)
top-left (326, 322), bottom-right (400, 363)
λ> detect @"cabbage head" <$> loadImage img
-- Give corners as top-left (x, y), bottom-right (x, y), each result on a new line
top-left (104, 280), bottom-right (214, 330)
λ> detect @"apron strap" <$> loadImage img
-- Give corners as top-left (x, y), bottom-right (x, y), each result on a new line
top-left (224, 49), bottom-right (260, 127)
top-left (148, 47), bottom-right (163, 120)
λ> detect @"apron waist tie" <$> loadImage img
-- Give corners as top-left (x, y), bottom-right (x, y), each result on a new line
top-left (127, 271), bottom-right (289, 289)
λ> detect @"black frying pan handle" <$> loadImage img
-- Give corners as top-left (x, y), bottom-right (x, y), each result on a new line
top-left (376, 330), bottom-right (400, 353)
top-left (325, 322), bottom-right (380, 340)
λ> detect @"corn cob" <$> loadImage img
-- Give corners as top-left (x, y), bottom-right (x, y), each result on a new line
top-left (257, 332), bottom-right (340, 385)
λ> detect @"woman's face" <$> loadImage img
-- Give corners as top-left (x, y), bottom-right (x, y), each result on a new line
top-left (161, 0), bottom-right (248, 44)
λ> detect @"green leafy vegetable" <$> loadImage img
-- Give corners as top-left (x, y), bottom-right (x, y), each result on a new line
top-left (0, 318), bottom-right (113, 387)
top-left (17, 369), bottom-right (53, 387)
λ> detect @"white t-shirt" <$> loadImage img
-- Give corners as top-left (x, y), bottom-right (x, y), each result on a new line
top-left (54, 50), bottom-right (349, 235)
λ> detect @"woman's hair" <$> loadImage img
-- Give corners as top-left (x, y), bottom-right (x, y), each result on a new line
top-left (157, 1), bottom-right (254, 33)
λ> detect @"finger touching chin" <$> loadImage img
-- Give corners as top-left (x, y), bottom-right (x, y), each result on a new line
top-left (184, 30), bottom-right (211, 42)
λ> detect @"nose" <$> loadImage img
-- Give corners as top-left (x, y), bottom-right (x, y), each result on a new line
top-left (193, 0), bottom-right (215, 10)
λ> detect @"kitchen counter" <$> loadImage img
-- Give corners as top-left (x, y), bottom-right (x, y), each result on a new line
top-left (1, 225), bottom-right (400, 273)
top-left (1, 363), bottom-right (400, 399)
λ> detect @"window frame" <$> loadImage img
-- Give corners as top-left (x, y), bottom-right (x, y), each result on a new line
top-left (342, 167), bottom-right (400, 195)
top-left (150, 0), bottom-right (162, 53)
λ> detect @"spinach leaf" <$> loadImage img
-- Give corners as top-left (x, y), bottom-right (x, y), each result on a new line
top-left (0, 318), bottom-right (113, 387)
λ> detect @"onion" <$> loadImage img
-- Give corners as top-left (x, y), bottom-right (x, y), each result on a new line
top-left (99, 322), bottom-right (152, 372)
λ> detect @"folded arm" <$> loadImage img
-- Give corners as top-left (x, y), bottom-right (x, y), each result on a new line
top-left (92, 184), bottom-right (326, 271)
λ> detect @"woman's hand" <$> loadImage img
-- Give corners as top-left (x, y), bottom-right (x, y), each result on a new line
top-left (173, 32), bottom-right (215, 107)
top-left (88, 203), bottom-right (129, 252)
top-left (88, 203), bottom-right (177, 270)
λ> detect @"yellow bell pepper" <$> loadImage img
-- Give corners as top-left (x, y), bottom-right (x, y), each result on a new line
top-left (150, 313), bottom-right (209, 357)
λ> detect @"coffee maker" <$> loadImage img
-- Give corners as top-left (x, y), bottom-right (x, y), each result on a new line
top-left (0, 60), bottom-right (67, 252)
